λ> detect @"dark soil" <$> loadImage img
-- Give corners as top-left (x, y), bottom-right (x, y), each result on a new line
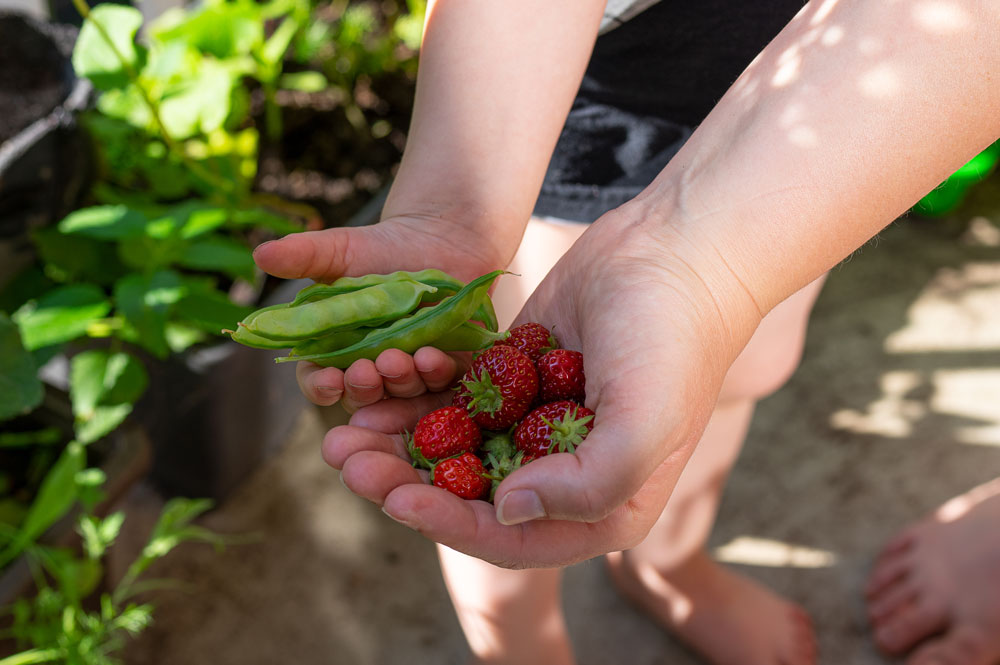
top-left (0, 14), bottom-right (72, 145)
top-left (253, 71), bottom-right (415, 227)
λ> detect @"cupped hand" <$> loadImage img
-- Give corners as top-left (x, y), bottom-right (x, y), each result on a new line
top-left (253, 213), bottom-right (514, 411)
top-left (324, 204), bottom-right (766, 568)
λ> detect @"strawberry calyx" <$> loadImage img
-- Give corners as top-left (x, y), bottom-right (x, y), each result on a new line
top-left (403, 430), bottom-right (434, 470)
top-left (458, 368), bottom-right (506, 416)
top-left (543, 406), bottom-right (595, 455)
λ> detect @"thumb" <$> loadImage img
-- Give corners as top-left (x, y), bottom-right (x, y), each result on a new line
top-left (253, 227), bottom-right (391, 282)
top-left (492, 380), bottom-right (710, 526)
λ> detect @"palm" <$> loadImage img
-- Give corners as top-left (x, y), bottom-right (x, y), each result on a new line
top-left (328, 210), bottom-right (755, 567)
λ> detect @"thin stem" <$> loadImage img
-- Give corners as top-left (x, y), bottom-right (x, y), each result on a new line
top-left (70, 0), bottom-right (236, 198)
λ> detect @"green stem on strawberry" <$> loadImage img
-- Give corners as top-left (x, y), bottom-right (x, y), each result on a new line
top-left (542, 407), bottom-right (594, 455)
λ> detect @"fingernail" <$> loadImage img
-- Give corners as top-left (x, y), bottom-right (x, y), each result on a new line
top-left (496, 490), bottom-right (546, 525)
top-left (382, 505), bottom-right (418, 530)
top-left (252, 239), bottom-right (277, 256)
top-left (346, 382), bottom-right (378, 391)
top-left (316, 385), bottom-right (342, 398)
top-left (377, 371), bottom-right (402, 380)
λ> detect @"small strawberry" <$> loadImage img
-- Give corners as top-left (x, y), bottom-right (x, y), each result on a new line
top-left (496, 322), bottom-right (558, 363)
top-left (537, 349), bottom-right (586, 403)
top-left (432, 452), bottom-right (491, 500)
top-left (453, 345), bottom-right (539, 429)
top-left (480, 430), bottom-right (527, 501)
top-left (513, 400), bottom-right (595, 459)
top-left (405, 406), bottom-right (481, 469)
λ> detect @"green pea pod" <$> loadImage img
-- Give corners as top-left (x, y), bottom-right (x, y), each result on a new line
top-left (248, 278), bottom-right (438, 341)
top-left (292, 269), bottom-right (499, 332)
top-left (224, 302), bottom-right (296, 349)
top-left (288, 326), bottom-right (378, 357)
top-left (277, 270), bottom-right (504, 367)
top-left (432, 321), bottom-right (509, 352)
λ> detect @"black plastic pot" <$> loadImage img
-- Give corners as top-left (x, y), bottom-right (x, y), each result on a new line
top-left (0, 12), bottom-right (92, 285)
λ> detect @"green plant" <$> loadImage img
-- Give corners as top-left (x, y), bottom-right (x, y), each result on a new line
top-left (0, 498), bottom-right (221, 665)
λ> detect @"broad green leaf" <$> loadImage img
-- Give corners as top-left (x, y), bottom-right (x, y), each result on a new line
top-left (177, 236), bottom-right (256, 282)
top-left (0, 442), bottom-right (85, 568)
top-left (113, 271), bottom-right (185, 359)
top-left (153, 3), bottom-right (263, 59)
top-left (174, 278), bottom-right (251, 334)
top-left (229, 208), bottom-right (303, 234)
top-left (0, 313), bottom-right (43, 421)
top-left (72, 4), bottom-right (146, 91)
top-left (164, 322), bottom-right (208, 353)
top-left (58, 205), bottom-right (148, 240)
top-left (159, 59), bottom-right (235, 139)
top-left (0, 266), bottom-right (53, 315)
top-left (147, 201), bottom-right (227, 239)
top-left (116, 233), bottom-right (187, 272)
top-left (70, 350), bottom-right (148, 445)
top-left (33, 228), bottom-right (127, 286)
top-left (12, 284), bottom-right (112, 351)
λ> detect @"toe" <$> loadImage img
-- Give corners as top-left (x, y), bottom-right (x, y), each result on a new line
top-left (907, 626), bottom-right (995, 665)
top-left (867, 575), bottom-right (918, 622)
top-left (866, 548), bottom-right (914, 598)
top-left (874, 595), bottom-right (948, 655)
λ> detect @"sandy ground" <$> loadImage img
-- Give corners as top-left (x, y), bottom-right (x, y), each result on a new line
top-left (116, 189), bottom-right (1000, 665)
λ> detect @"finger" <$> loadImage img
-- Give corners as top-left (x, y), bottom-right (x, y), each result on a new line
top-left (340, 450), bottom-right (427, 505)
top-left (296, 362), bottom-right (345, 405)
top-left (348, 393), bottom-right (453, 434)
top-left (413, 346), bottom-right (464, 392)
top-left (374, 349), bottom-right (428, 399)
top-left (342, 359), bottom-right (385, 413)
top-left (321, 425), bottom-right (408, 469)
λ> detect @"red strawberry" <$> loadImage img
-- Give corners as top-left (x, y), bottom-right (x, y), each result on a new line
top-left (537, 349), bottom-right (586, 403)
top-left (405, 406), bottom-right (481, 469)
top-left (432, 452), bottom-right (491, 500)
top-left (453, 345), bottom-right (538, 429)
top-left (513, 400), bottom-right (595, 458)
top-left (496, 322), bottom-right (558, 363)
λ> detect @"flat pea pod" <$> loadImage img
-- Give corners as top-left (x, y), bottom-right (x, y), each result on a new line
top-left (292, 269), bottom-right (499, 332)
top-left (431, 321), bottom-right (509, 352)
top-left (288, 327), bottom-right (377, 357)
top-left (276, 270), bottom-right (504, 367)
top-left (247, 278), bottom-right (437, 341)
top-left (224, 302), bottom-right (295, 349)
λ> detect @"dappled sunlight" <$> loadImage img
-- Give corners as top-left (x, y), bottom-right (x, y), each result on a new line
top-left (713, 536), bottom-right (838, 569)
top-left (929, 369), bottom-right (1000, 447)
top-left (830, 370), bottom-right (927, 438)
top-left (886, 262), bottom-right (1000, 352)
top-left (913, 0), bottom-right (973, 34)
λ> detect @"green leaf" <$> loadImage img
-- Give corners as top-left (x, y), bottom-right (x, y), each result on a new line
top-left (148, 201), bottom-right (227, 239)
top-left (0, 312), bottom-right (43, 421)
top-left (0, 648), bottom-right (65, 665)
top-left (164, 322), bottom-right (208, 353)
top-left (0, 267), bottom-right (53, 315)
top-left (153, 3), bottom-right (263, 59)
top-left (260, 15), bottom-right (300, 66)
top-left (159, 58), bottom-right (235, 139)
top-left (72, 4), bottom-right (146, 91)
top-left (229, 208), bottom-right (303, 235)
top-left (70, 350), bottom-right (148, 445)
top-left (177, 236), bottom-right (256, 282)
top-left (33, 228), bottom-right (128, 286)
top-left (0, 442), bottom-right (85, 568)
top-left (113, 271), bottom-right (185, 359)
top-left (58, 205), bottom-right (149, 240)
top-left (12, 284), bottom-right (112, 351)
top-left (0, 428), bottom-right (63, 448)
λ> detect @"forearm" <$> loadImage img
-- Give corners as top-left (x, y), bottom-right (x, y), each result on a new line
top-left (382, 0), bottom-right (605, 260)
top-left (637, 0), bottom-right (999, 318)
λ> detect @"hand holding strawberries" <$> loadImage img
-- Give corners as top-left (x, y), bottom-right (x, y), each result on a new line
top-left (322, 204), bottom-right (766, 568)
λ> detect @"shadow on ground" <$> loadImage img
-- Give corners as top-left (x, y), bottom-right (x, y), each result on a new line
top-left (121, 199), bottom-right (1000, 664)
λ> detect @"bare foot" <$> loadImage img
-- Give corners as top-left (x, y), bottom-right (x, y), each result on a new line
top-left (606, 550), bottom-right (817, 665)
top-left (865, 478), bottom-right (1000, 665)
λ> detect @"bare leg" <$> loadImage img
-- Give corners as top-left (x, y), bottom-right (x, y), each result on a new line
top-left (440, 217), bottom-right (825, 665)
top-left (865, 478), bottom-right (1000, 665)
top-left (605, 274), bottom-right (825, 665)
